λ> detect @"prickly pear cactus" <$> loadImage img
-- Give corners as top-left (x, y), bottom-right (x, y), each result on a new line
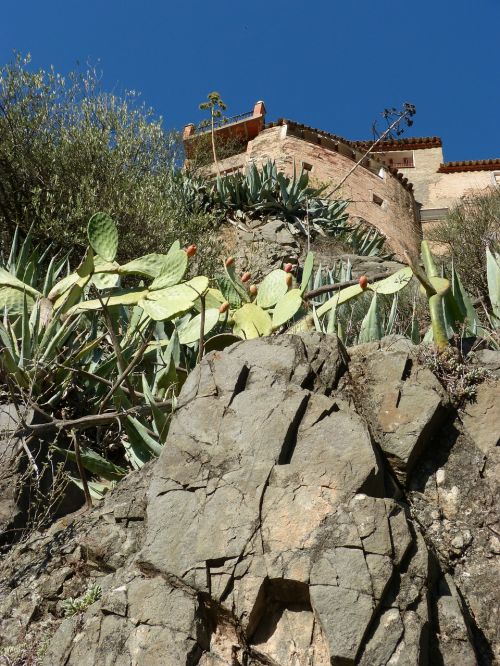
top-left (232, 303), bottom-right (272, 339)
top-left (256, 269), bottom-right (288, 308)
top-left (272, 289), bottom-right (303, 328)
top-left (87, 213), bottom-right (118, 262)
top-left (150, 250), bottom-right (188, 289)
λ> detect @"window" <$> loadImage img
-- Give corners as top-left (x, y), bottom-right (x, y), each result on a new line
top-left (302, 161), bottom-right (313, 172)
top-left (373, 194), bottom-right (384, 207)
top-left (492, 171), bottom-right (500, 189)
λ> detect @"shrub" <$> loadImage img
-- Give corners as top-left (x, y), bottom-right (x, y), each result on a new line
top-left (427, 188), bottom-right (500, 302)
top-left (0, 54), bottom-right (219, 264)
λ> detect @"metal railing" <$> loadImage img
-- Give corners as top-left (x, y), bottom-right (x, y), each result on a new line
top-left (196, 110), bottom-right (254, 133)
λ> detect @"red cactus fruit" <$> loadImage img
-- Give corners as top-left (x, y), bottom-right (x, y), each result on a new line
top-left (185, 244), bottom-right (197, 257)
top-left (359, 275), bottom-right (369, 290)
top-left (225, 256), bottom-right (235, 267)
top-left (249, 284), bottom-right (258, 296)
top-left (284, 263), bottom-right (293, 273)
top-left (241, 272), bottom-right (251, 283)
top-left (219, 302), bottom-right (230, 314)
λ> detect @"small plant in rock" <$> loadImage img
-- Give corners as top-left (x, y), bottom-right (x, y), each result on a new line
top-left (62, 583), bottom-right (102, 617)
top-left (419, 344), bottom-right (490, 406)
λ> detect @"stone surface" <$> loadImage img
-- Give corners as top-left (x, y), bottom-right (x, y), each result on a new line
top-left (0, 334), bottom-right (496, 665)
top-left (349, 337), bottom-right (449, 484)
top-left (461, 379), bottom-right (500, 454)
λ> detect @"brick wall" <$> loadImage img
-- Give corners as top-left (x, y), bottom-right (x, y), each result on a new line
top-left (212, 124), bottom-right (422, 257)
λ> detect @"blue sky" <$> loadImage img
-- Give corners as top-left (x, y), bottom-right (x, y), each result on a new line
top-left (2, 0), bottom-right (499, 161)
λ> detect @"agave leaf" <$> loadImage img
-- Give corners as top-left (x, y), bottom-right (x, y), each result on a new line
top-left (47, 272), bottom-right (80, 301)
top-left (68, 477), bottom-right (111, 500)
top-left (300, 252), bottom-right (314, 294)
top-left (272, 289), bottom-right (303, 328)
top-left (358, 293), bottom-right (382, 343)
top-left (126, 415), bottom-right (163, 456)
top-left (0, 286), bottom-right (36, 314)
top-left (0, 267), bottom-right (40, 299)
top-left (256, 269), bottom-right (289, 308)
top-left (486, 247), bottom-right (500, 325)
top-left (233, 303), bottom-right (273, 339)
top-left (141, 376), bottom-right (170, 443)
top-left (421, 240), bottom-right (439, 279)
top-left (316, 283), bottom-right (363, 317)
top-left (52, 445), bottom-right (126, 481)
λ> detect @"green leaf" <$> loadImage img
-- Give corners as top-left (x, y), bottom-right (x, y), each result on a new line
top-left (368, 267), bottom-right (413, 294)
top-left (486, 247), bottom-right (500, 325)
top-left (87, 213), bottom-right (118, 262)
top-left (300, 252), bottom-right (314, 294)
top-left (272, 289), bottom-right (303, 328)
top-left (256, 269), bottom-right (289, 308)
top-left (178, 308), bottom-right (220, 344)
top-left (359, 293), bottom-right (383, 343)
top-left (53, 445), bottom-right (126, 480)
top-left (232, 303), bottom-right (273, 339)
top-left (149, 250), bottom-right (188, 289)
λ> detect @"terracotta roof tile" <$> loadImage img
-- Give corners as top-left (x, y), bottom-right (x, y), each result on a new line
top-left (352, 136), bottom-right (442, 151)
top-left (438, 159), bottom-right (500, 173)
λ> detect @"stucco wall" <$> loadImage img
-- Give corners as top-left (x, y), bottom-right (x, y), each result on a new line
top-left (397, 147), bottom-right (498, 212)
top-left (213, 125), bottom-right (421, 257)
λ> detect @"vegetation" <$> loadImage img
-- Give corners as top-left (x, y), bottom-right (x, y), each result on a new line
top-left (62, 583), bottom-right (102, 617)
top-left (427, 188), bottom-right (500, 303)
top-left (0, 54), bottom-right (218, 262)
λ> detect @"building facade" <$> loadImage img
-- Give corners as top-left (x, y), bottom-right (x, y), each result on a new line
top-left (184, 102), bottom-right (500, 256)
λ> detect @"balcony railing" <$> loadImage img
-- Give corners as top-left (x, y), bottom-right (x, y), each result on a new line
top-left (196, 110), bottom-right (254, 133)
top-left (389, 161), bottom-right (414, 168)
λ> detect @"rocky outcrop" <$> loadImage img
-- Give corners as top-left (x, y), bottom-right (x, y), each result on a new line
top-left (0, 336), bottom-right (498, 665)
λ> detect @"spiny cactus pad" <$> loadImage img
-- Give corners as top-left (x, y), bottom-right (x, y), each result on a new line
top-left (369, 267), bottom-right (413, 294)
top-left (119, 254), bottom-right (172, 279)
top-left (149, 250), bottom-right (188, 289)
top-left (178, 309), bottom-right (220, 345)
top-left (232, 303), bottom-right (272, 339)
top-left (0, 287), bottom-right (36, 314)
top-left (87, 213), bottom-right (118, 262)
top-left (272, 289), bottom-right (303, 328)
top-left (256, 269), bottom-right (288, 308)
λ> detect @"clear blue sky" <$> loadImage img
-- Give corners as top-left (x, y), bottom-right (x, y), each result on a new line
top-left (2, 0), bottom-right (499, 162)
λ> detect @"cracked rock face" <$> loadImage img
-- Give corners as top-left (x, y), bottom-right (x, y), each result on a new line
top-left (0, 334), bottom-right (496, 665)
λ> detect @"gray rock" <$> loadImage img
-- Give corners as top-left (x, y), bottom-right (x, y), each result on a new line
top-left (349, 338), bottom-right (449, 483)
top-left (0, 335), bottom-right (495, 664)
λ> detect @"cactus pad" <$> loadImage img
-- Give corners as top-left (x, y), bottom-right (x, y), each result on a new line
top-left (232, 303), bottom-right (272, 339)
top-left (272, 289), bottom-right (303, 328)
top-left (149, 250), bottom-right (188, 289)
top-left (256, 270), bottom-right (288, 308)
top-left (369, 267), bottom-right (413, 294)
top-left (178, 308), bottom-right (220, 345)
top-left (87, 213), bottom-right (118, 262)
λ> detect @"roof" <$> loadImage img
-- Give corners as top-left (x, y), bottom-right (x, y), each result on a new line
top-left (352, 136), bottom-right (442, 152)
top-left (265, 119), bottom-right (414, 192)
top-left (438, 159), bottom-right (500, 173)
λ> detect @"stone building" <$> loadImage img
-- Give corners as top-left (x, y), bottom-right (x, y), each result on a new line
top-left (184, 101), bottom-right (500, 256)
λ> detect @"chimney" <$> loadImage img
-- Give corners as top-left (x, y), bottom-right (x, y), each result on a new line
top-left (183, 123), bottom-right (196, 141)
